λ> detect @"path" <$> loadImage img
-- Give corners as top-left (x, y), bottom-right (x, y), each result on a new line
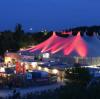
top-left (0, 83), bottom-right (62, 98)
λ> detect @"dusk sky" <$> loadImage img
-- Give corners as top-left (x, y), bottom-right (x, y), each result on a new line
top-left (0, 0), bottom-right (100, 32)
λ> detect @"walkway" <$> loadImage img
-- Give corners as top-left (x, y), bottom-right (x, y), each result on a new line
top-left (0, 83), bottom-right (62, 98)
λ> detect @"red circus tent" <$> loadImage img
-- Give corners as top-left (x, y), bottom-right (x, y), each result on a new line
top-left (24, 32), bottom-right (89, 58)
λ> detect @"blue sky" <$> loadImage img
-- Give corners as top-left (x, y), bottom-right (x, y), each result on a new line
top-left (0, 0), bottom-right (100, 32)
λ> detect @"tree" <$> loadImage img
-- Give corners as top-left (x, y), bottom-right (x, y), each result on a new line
top-left (15, 24), bottom-right (23, 33)
top-left (65, 63), bottom-right (92, 86)
top-left (14, 24), bottom-right (25, 50)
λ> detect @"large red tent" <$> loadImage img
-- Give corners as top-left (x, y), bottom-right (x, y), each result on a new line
top-left (26, 32), bottom-right (88, 58)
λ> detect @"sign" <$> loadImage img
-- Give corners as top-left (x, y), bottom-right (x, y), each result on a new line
top-left (26, 73), bottom-right (32, 80)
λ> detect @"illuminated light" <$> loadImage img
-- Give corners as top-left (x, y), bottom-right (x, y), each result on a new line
top-left (38, 66), bottom-right (42, 70)
top-left (32, 62), bottom-right (38, 67)
top-left (43, 53), bottom-right (50, 58)
top-left (44, 32), bottom-right (48, 35)
top-left (0, 67), bottom-right (5, 72)
top-left (44, 67), bottom-right (49, 72)
top-left (25, 63), bottom-right (29, 70)
top-left (38, 62), bottom-right (44, 65)
top-left (5, 57), bottom-right (11, 64)
top-left (14, 70), bottom-right (16, 74)
top-left (20, 48), bottom-right (25, 51)
top-left (31, 62), bottom-right (38, 68)
top-left (62, 31), bottom-right (72, 35)
top-left (52, 69), bottom-right (58, 74)
top-left (32, 65), bottom-right (36, 69)
top-left (62, 32), bottom-right (67, 34)
top-left (21, 62), bottom-right (23, 66)
top-left (29, 28), bottom-right (33, 31)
